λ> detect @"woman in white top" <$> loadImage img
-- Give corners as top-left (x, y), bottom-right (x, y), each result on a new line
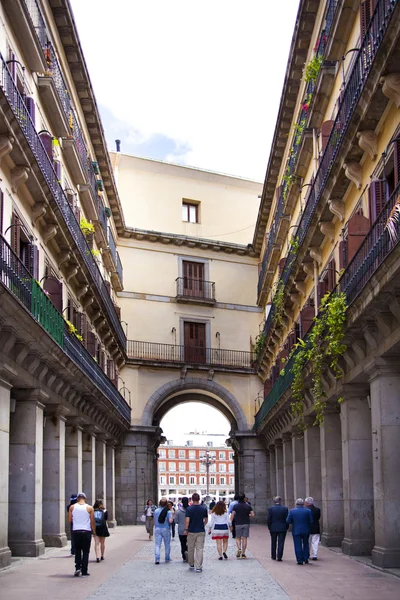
top-left (207, 501), bottom-right (232, 560)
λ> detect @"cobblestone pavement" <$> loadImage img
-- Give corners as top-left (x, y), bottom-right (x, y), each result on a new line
top-left (1, 525), bottom-right (399, 600)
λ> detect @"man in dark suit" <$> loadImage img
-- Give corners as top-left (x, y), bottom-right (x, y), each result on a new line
top-left (305, 496), bottom-right (321, 560)
top-left (286, 498), bottom-right (313, 565)
top-left (267, 496), bottom-right (289, 561)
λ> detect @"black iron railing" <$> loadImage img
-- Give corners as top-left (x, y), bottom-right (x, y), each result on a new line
top-left (176, 277), bottom-right (216, 301)
top-left (107, 226), bottom-right (117, 265)
top-left (127, 340), bottom-right (255, 369)
top-left (25, 0), bottom-right (47, 47)
top-left (43, 42), bottom-right (71, 117)
top-left (262, 0), bottom-right (396, 340)
top-left (116, 252), bottom-right (123, 283)
top-left (0, 55), bottom-right (126, 349)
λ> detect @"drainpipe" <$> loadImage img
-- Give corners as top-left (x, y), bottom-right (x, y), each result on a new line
top-left (313, 260), bottom-right (319, 316)
top-left (114, 139), bottom-right (121, 187)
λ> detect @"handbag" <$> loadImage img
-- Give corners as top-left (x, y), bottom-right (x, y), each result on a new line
top-left (140, 514), bottom-right (146, 522)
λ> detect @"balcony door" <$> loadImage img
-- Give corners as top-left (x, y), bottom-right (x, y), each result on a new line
top-left (184, 321), bottom-right (206, 364)
top-left (183, 260), bottom-right (204, 298)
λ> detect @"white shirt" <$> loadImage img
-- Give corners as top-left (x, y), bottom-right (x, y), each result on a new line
top-left (72, 503), bottom-right (91, 531)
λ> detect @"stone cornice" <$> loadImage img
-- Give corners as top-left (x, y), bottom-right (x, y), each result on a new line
top-left (252, 0), bottom-right (319, 253)
top-left (122, 227), bottom-right (259, 257)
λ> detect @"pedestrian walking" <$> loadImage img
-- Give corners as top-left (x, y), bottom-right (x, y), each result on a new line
top-left (184, 492), bottom-right (208, 572)
top-left (207, 500), bottom-right (232, 560)
top-left (267, 496), bottom-right (289, 561)
top-left (66, 493), bottom-right (78, 555)
top-left (230, 494), bottom-right (254, 559)
top-left (305, 496), bottom-right (321, 560)
top-left (175, 496), bottom-right (189, 561)
top-left (143, 499), bottom-right (155, 540)
top-left (154, 498), bottom-right (173, 565)
top-left (209, 499), bottom-right (216, 511)
top-left (68, 492), bottom-right (96, 577)
top-left (286, 498), bottom-right (313, 565)
top-left (93, 499), bottom-right (110, 563)
top-left (228, 494), bottom-right (239, 539)
top-left (168, 501), bottom-right (176, 539)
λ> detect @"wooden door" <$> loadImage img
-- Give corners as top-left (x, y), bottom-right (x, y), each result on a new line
top-left (184, 322), bottom-right (206, 363)
top-left (183, 261), bottom-right (205, 298)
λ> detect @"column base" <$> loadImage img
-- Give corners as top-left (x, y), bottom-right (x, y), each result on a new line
top-left (342, 537), bottom-right (374, 556)
top-left (107, 520), bottom-right (117, 529)
top-left (43, 533), bottom-right (68, 548)
top-left (9, 539), bottom-right (45, 557)
top-left (321, 533), bottom-right (344, 547)
top-left (0, 546), bottom-right (12, 569)
top-left (372, 545), bottom-right (400, 568)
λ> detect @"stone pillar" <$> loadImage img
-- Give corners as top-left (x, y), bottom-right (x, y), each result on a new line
top-left (268, 444), bottom-right (276, 500)
top-left (369, 361), bottom-right (400, 568)
top-left (340, 385), bottom-right (374, 556)
top-left (106, 445), bottom-right (117, 528)
top-left (96, 438), bottom-right (107, 501)
top-left (304, 423), bottom-right (322, 508)
top-left (282, 433), bottom-right (294, 509)
top-left (8, 390), bottom-right (46, 556)
top-left (320, 408), bottom-right (344, 546)
top-left (235, 433), bottom-right (269, 522)
top-left (42, 411), bottom-right (68, 547)
top-left (275, 439), bottom-right (284, 497)
top-left (82, 429), bottom-right (96, 505)
top-left (292, 429), bottom-right (305, 503)
top-left (0, 369), bottom-right (13, 568)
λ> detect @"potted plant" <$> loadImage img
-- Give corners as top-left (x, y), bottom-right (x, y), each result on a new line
top-left (80, 217), bottom-right (95, 237)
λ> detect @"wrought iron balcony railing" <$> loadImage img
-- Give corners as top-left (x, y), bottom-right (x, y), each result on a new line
top-left (176, 277), bottom-right (216, 301)
top-left (107, 226), bottom-right (117, 265)
top-left (262, 0), bottom-right (396, 341)
top-left (127, 340), bottom-right (255, 370)
top-left (0, 235), bottom-right (130, 424)
top-left (25, 0), bottom-right (47, 48)
top-left (0, 55), bottom-right (126, 349)
top-left (255, 180), bottom-right (400, 429)
top-left (116, 252), bottom-right (123, 283)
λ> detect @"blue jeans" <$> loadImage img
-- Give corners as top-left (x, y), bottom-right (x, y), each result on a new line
top-left (155, 527), bottom-right (171, 561)
top-left (293, 533), bottom-right (310, 563)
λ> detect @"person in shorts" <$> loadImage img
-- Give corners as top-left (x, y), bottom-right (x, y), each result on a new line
top-left (230, 494), bottom-right (254, 558)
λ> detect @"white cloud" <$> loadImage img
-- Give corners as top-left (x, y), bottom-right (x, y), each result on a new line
top-left (70, 0), bottom-right (299, 179)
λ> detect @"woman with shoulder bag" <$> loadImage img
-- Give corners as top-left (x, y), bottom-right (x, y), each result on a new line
top-left (143, 499), bottom-right (156, 540)
top-left (93, 499), bottom-right (110, 563)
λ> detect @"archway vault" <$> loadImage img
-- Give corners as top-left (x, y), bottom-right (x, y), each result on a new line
top-left (141, 377), bottom-right (248, 432)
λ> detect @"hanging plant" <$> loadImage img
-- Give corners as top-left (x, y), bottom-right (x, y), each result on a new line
top-left (272, 279), bottom-right (286, 328)
top-left (64, 318), bottom-right (84, 343)
top-left (254, 332), bottom-right (266, 359)
top-left (80, 217), bottom-right (95, 236)
top-left (304, 53), bottom-right (323, 84)
top-left (290, 292), bottom-right (347, 427)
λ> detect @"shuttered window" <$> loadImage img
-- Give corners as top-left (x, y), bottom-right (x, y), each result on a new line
top-left (320, 120), bottom-right (334, 152)
top-left (184, 321), bottom-right (206, 363)
top-left (86, 330), bottom-right (97, 357)
top-left (43, 276), bottom-right (63, 312)
top-left (300, 305), bottom-right (315, 337)
top-left (0, 188), bottom-right (4, 235)
top-left (182, 261), bottom-right (205, 297)
top-left (368, 179), bottom-right (386, 223)
top-left (394, 138), bottom-right (400, 187)
top-left (360, 0), bottom-right (377, 40)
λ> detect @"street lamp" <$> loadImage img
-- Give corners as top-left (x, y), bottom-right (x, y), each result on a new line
top-left (199, 450), bottom-right (216, 505)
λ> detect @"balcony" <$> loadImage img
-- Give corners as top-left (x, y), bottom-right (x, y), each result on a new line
top-left (111, 251), bottom-right (123, 293)
top-left (255, 181), bottom-right (400, 430)
top-left (0, 234), bottom-right (131, 425)
top-left (176, 277), bottom-right (216, 305)
top-left (78, 160), bottom-right (100, 221)
top-left (37, 43), bottom-right (71, 137)
top-left (3, 0), bottom-right (47, 72)
top-left (103, 226), bottom-right (117, 272)
top-left (127, 340), bottom-right (256, 372)
top-left (0, 55), bottom-right (126, 350)
top-left (62, 110), bottom-right (88, 185)
top-left (93, 197), bottom-right (108, 249)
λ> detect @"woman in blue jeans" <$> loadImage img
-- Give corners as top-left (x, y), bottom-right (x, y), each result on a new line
top-left (154, 498), bottom-right (173, 565)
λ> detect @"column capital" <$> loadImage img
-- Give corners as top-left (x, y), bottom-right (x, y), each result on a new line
top-left (367, 358), bottom-right (400, 383)
top-left (274, 438), bottom-right (283, 448)
top-left (291, 427), bottom-right (304, 439)
top-left (268, 444), bottom-right (276, 453)
top-left (12, 388), bottom-right (48, 409)
top-left (44, 405), bottom-right (70, 420)
top-left (282, 432), bottom-right (292, 442)
top-left (66, 416), bottom-right (85, 429)
top-left (0, 364), bottom-right (17, 389)
top-left (339, 383), bottom-right (369, 400)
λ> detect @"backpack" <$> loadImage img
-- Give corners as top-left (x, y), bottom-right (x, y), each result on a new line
top-left (94, 509), bottom-right (105, 527)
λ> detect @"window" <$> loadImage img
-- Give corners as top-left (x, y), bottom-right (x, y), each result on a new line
top-left (219, 464), bottom-right (226, 473)
top-left (210, 476), bottom-right (215, 485)
top-left (159, 449), bottom-right (166, 458)
top-left (159, 462), bottom-right (166, 472)
top-left (169, 476), bottom-right (175, 484)
top-left (179, 476), bottom-right (185, 484)
top-left (229, 452), bottom-right (234, 460)
top-left (189, 450), bottom-right (196, 459)
top-left (229, 464), bottom-right (234, 473)
top-left (220, 477), bottom-right (225, 485)
top-left (182, 201), bottom-right (199, 223)
top-left (230, 477), bottom-right (234, 485)
top-left (200, 464), bottom-right (206, 472)
top-left (184, 321), bottom-right (206, 363)
top-left (168, 449), bottom-right (176, 458)
top-left (189, 476), bottom-right (196, 485)
top-left (200, 477), bottom-right (206, 485)
top-left (179, 462), bottom-right (185, 472)
top-left (189, 463), bottom-right (196, 472)
top-left (219, 451), bottom-right (225, 459)
top-left (169, 462), bottom-right (176, 472)
top-left (179, 449), bottom-right (186, 458)
top-left (181, 261), bottom-right (206, 298)
top-left (210, 464), bottom-right (216, 473)
top-left (160, 476), bottom-right (166, 484)
top-left (209, 451), bottom-right (216, 457)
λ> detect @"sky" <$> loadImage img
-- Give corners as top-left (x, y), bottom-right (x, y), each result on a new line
top-left (160, 402), bottom-right (230, 446)
top-left (70, 0), bottom-right (300, 181)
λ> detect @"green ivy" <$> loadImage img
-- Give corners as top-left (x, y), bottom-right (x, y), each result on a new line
top-left (304, 53), bottom-right (323, 84)
top-left (254, 332), bottom-right (266, 358)
top-left (290, 292), bottom-right (347, 427)
top-left (80, 217), bottom-right (95, 237)
top-left (272, 279), bottom-right (285, 328)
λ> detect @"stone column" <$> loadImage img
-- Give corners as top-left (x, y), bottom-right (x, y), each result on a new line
top-left (282, 433), bottom-right (294, 509)
top-left (292, 429), bottom-right (305, 502)
top-left (82, 429), bottom-right (96, 504)
top-left (369, 360), bottom-right (400, 568)
top-left (65, 420), bottom-right (83, 540)
top-left (106, 444), bottom-right (117, 528)
top-left (235, 433), bottom-right (269, 522)
top-left (42, 410), bottom-right (68, 547)
top-left (340, 385), bottom-right (373, 556)
top-left (304, 423), bottom-right (322, 507)
top-left (268, 444), bottom-right (276, 500)
top-left (96, 438), bottom-right (107, 501)
top-left (320, 408), bottom-right (344, 546)
top-left (0, 369), bottom-right (14, 568)
top-left (8, 390), bottom-right (46, 556)
top-left (275, 439), bottom-right (284, 497)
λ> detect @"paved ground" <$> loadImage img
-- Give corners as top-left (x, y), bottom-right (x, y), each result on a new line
top-left (1, 525), bottom-right (399, 600)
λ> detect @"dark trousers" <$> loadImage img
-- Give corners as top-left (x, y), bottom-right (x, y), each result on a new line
top-left (73, 531), bottom-right (92, 574)
top-left (270, 531), bottom-right (287, 560)
top-left (179, 534), bottom-right (188, 559)
top-left (293, 533), bottom-right (310, 564)
top-left (170, 521), bottom-right (175, 538)
top-left (70, 524), bottom-right (75, 554)
top-left (231, 519), bottom-right (236, 539)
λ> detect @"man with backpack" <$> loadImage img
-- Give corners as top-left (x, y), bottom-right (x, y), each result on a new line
top-left (154, 497), bottom-right (174, 564)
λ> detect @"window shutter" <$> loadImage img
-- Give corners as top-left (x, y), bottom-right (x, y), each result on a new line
top-left (11, 213), bottom-right (20, 256)
top-left (368, 179), bottom-right (386, 223)
top-left (80, 313), bottom-right (88, 345)
top-left (43, 277), bottom-right (62, 312)
top-left (278, 257), bottom-right (286, 278)
top-left (347, 213), bottom-right (370, 263)
top-left (360, 0), bottom-right (376, 40)
top-left (24, 96), bottom-right (35, 126)
top-left (300, 305), bottom-right (315, 337)
top-left (264, 378), bottom-right (272, 397)
top-left (86, 330), bottom-right (96, 356)
top-left (100, 349), bottom-right (106, 371)
top-left (22, 242), bottom-right (35, 275)
top-left (39, 132), bottom-right (53, 159)
top-left (32, 245), bottom-right (39, 280)
top-left (320, 120), bottom-right (334, 152)
top-left (0, 188), bottom-right (3, 234)
top-left (327, 258), bottom-right (336, 291)
top-left (394, 138), bottom-right (400, 187)
top-left (65, 189), bottom-right (75, 207)
top-left (317, 280), bottom-right (329, 307)
top-left (339, 239), bottom-right (347, 270)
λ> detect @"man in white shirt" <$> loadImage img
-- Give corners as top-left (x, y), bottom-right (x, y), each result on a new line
top-left (68, 492), bottom-right (96, 577)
